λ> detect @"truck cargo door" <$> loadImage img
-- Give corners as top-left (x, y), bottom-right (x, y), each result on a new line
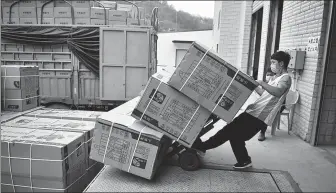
top-left (100, 27), bottom-right (150, 101)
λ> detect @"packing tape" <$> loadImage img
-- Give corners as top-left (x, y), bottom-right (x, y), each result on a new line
top-left (102, 122), bottom-right (114, 163)
top-left (7, 142), bottom-right (15, 192)
top-left (3, 68), bottom-right (7, 109)
top-left (127, 126), bottom-right (146, 173)
top-left (29, 144), bottom-right (33, 192)
top-left (176, 104), bottom-right (200, 143)
top-left (140, 81), bottom-right (162, 121)
top-left (4, 95), bottom-right (40, 101)
top-left (1, 75), bottom-right (40, 78)
top-left (211, 70), bottom-right (240, 113)
top-left (179, 47), bottom-right (213, 92)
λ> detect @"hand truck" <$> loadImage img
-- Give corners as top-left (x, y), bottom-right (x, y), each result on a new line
top-left (165, 114), bottom-right (221, 171)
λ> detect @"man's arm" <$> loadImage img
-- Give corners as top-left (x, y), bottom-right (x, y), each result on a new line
top-left (257, 75), bottom-right (292, 97)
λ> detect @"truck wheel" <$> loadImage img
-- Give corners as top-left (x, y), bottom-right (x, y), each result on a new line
top-left (178, 149), bottom-right (201, 171)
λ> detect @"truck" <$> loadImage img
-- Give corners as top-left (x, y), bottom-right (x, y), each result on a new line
top-left (1, 0), bottom-right (159, 111)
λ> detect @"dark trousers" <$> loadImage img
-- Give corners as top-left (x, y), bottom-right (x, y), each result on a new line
top-left (193, 112), bottom-right (267, 163)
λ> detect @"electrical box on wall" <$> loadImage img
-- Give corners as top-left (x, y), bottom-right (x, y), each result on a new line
top-left (288, 50), bottom-right (306, 70)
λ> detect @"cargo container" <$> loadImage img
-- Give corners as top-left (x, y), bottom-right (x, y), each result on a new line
top-left (1, 2), bottom-right (158, 111)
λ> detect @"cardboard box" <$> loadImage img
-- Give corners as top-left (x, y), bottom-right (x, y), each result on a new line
top-left (72, 0), bottom-right (91, 8)
top-left (37, 7), bottom-right (54, 18)
top-left (19, 7), bottom-right (37, 18)
top-left (168, 42), bottom-right (259, 122)
top-left (1, 126), bottom-right (87, 191)
top-left (75, 18), bottom-right (91, 25)
top-left (90, 19), bottom-right (107, 25)
top-left (2, 6), bottom-right (19, 18)
top-left (131, 7), bottom-right (146, 19)
top-left (55, 18), bottom-right (73, 25)
top-left (90, 7), bottom-right (109, 19)
top-left (2, 18), bottom-right (19, 25)
top-left (38, 18), bottom-right (55, 25)
top-left (2, 0), bottom-right (15, 7)
top-left (116, 3), bottom-right (133, 12)
top-left (105, 96), bottom-right (140, 116)
top-left (127, 18), bottom-right (145, 25)
top-left (54, 7), bottom-right (72, 18)
top-left (2, 116), bottom-right (97, 170)
top-left (36, 0), bottom-right (53, 8)
top-left (54, 0), bottom-right (69, 7)
top-left (99, 1), bottom-right (117, 9)
top-left (19, 17), bottom-right (37, 25)
top-left (74, 8), bottom-right (90, 18)
top-left (23, 108), bottom-right (104, 121)
top-left (109, 10), bottom-right (127, 20)
top-left (18, 0), bottom-right (36, 7)
top-left (108, 20), bottom-right (126, 25)
top-left (131, 70), bottom-right (211, 148)
top-left (90, 108), bottom-right (172, 180)
top-left (1, 65), bottom-right (39, 112)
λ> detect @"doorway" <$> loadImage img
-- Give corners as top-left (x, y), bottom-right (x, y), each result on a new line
top-left (263, 0), bottom-right (284, 80)
top-left (247, 7), bottom-right (263, 80)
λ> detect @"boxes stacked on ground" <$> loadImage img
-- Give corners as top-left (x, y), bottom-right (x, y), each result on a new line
top-left (1, 65), bottom-right (39, 112)
top-left (90, 97), bottom-right (172, 180)
top-left (167, 42), bottom-right (259, 122)
top-left (1, 126), bottom-right (87, 192)
top-left (1, 109), bottom-right (105, 190)
top-left (2, 114), bottom-right (101, 171)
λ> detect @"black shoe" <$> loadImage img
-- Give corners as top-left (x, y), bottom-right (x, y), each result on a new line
top-left (258, 132), bottom-right (266, 141)
top-left (233, 160), bottom-right (252, 169)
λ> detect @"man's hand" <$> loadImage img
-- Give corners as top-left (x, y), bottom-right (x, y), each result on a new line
top-left (256, 76), bottom-right (292, 97)
top-left (256, 80), bottom-right (263, 86)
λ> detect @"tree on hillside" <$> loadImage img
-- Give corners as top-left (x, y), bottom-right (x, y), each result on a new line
top-left (133, 1), bottom-right (213, 32)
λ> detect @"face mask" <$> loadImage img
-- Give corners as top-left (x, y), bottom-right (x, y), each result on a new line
top-left (271, 65), bottom-right (278, 73)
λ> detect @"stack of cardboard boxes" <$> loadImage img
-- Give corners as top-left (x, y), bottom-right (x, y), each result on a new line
top-left (1, 126), bottom-right (88, 192)
top-left (1, 0), bottom-right (149, 26)
top-left (1, 65), bottom-right (39, 112)
top-left (1, 108), bottom-right (105, 192)
top-left (89, 42), bottom-right (259, 180)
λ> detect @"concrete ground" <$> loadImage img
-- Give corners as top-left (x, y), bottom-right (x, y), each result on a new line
top-left (199, 119), bottom-right (336, 192)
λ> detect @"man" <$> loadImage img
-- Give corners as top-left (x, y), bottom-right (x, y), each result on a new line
top-left (192, 51), bottom-right (292, 169)
top-left (257, 68), bottom-right (286, 141)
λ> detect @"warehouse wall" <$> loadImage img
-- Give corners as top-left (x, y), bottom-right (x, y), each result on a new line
top-left (278, 1), bottom-right (330, 142)
top-left (217, 1), bottom-right (252, 72)
top-left (318, 8), bottom-right (336, 145)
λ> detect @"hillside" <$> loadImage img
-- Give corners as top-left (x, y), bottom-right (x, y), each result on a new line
top-left (133, 1), bottom-right (213, 32)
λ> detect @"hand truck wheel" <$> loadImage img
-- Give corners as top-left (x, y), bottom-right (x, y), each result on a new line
top-left (178, 149), bottom-right (201, 171)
